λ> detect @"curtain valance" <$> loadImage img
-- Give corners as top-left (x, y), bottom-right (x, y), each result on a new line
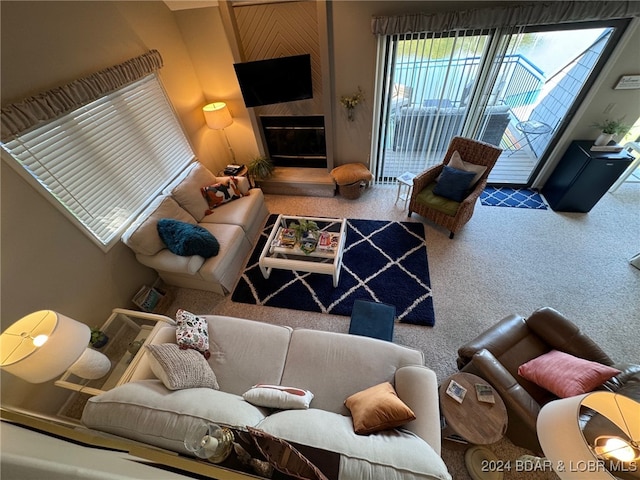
top-left (1, 49), bottom-right (163, 142)
top-left (371, 1), bottom-right (640, 36)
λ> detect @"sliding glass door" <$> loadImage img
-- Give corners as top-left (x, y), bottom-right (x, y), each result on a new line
top-left (373, 19), bottom-right (629, 186)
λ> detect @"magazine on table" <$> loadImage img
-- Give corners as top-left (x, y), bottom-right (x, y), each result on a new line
top-left (272, 228), bottom-right (296, 248)
top-left (317, 232), bottom-right (340, 252)
top-left (445, 379), bottom-right (467, 404)
top-left (299, 231), bottom-right (318, 254)
top-left (475, 383), bottom-right (496, 403)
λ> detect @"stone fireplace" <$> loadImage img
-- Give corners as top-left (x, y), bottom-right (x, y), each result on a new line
top-left (260, 115), bottom-right (327, 168)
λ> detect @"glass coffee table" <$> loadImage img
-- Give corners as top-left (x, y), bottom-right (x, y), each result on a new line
top-left (259, 215), bottom-right (347, 287)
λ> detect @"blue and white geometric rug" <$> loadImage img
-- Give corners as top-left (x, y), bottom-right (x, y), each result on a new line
top-left (480, 187), bottom-right (548, 209)
top-left (231, 215), bottom-right (435, 326)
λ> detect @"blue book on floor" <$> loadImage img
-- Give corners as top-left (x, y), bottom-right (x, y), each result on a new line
top-left (349, 299), bottom-right (396, 342)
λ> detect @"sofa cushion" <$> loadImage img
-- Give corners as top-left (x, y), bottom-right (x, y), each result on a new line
top-left (415, 182), bottom-right (460, 217)
top-left (433, 165), bottom-right (476, 202)
top-left (201, 177), bottom-right (244, 214)
top-left (518, 350), bottom-right (622, 398)
top-left (280, 329), bottom-right (424, 415)
top-left (146, 343), bottom-right (219, 390)
top-left (122, 196), bottom-right (196, 256)
top-left (256, 409), bottom-right (452, 480)
top-left (345, 382), bottom-right (416, 434)
top-left (199, 315), bottom-right (293, 396)
top-left (157, 219), bottom-right (219, 258)
top-left (81, 379), bottom-right (269, 454)
top-left (169, 162), bottom-right (217, 221)
top-left (199, 188), bottom-right (265, 230)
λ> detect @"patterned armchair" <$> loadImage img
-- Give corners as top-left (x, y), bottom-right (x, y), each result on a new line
top-left (408, 137), bottom-right (502, 238)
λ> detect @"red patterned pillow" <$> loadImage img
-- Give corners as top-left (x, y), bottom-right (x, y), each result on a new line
top-left (517, 350), bottom-right (621, 398)
top-left (201, 177), bottom-right (243, 215)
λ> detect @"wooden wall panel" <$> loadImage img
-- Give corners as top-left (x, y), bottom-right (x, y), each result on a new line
top-left (234, 1), bottom-right (323, 116)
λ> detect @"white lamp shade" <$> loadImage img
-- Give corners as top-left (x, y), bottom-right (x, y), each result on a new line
top-left (0, 310), bottom-right (91, 383)
top-left (203, 102), bottom-right (233, 130)
top-left (537, 392), bottom-right (640, 479)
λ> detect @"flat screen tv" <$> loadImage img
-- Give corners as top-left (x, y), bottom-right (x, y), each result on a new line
top-left (233, 54), bottom-right (313, 107)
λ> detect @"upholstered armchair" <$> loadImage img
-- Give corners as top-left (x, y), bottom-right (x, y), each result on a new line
top-left (408, 136), bottom-right (502, 238)
top-left (456, 307), bottom-right (640, 454)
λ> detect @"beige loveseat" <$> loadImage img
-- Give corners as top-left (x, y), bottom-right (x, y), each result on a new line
top-left (121, 162), bottom-right (269, 294)
top-left (82, 315), bottom-right (451, 480)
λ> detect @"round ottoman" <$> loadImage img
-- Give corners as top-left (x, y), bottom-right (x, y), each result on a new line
top-left (330, 163), bottom-right (372, 199)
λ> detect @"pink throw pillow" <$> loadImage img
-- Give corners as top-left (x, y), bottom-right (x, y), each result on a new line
top-left (517, 350), bottom-right (621, 398)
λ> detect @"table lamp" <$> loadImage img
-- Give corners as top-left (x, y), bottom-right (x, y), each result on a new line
top-left (537, 391), bottom-right (640, 479)
top-left (202, 102), bottom-right (235, 162)
top-left (0, 310), bottom-right (111, 383)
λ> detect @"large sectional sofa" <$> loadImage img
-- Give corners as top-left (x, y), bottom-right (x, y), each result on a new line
top-left (121, 162), bottom-right (269, 294)
top-left (81, 314), bottom-right (452, 480)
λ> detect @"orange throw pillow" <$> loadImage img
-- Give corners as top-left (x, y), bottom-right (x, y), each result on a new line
top-left (344, 382), bottom-right (415, 435)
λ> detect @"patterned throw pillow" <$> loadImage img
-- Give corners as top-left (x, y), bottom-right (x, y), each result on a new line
top-left (175, 309), bottom-right (210, 359)
top-left (201, 177), bottom-right (243, 215)
top-left (146, 343), bottom-right (219, 391)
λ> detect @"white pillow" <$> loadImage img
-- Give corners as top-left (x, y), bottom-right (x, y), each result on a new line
top-left (243, 384), bottom-right (314, 410)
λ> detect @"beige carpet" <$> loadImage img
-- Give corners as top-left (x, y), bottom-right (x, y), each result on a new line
top-left (163, 182), bottom-right (640, 480)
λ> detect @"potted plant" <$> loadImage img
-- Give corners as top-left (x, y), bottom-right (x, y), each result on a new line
top-left (592, 118), bottom-right (630, 146)
top-left (247, 155), bottom-right (274, 187)
top-left (288, 219), bottom-right (319, 254)
top-left (90, 327), bottom-right (109, 349)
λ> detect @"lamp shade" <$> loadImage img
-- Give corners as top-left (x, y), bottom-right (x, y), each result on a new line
top-left (538, 391), bottom-right (640, 479)
top-left (0, 310), bottom-right (91, 383)
top-left (203, 102), bottom-right (233, 130)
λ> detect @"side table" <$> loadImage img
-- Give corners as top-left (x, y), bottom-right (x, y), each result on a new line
top-left (440, 372), bottom-right (508, 480)
top-left (55, 308), bottom-right (175, 396)
top-left (395, 171), bottom-right (416, 209)
top-left (439, 372), bottom-right (507, 445)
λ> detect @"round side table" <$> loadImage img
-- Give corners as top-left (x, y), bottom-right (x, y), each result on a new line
top-left (439, 372), bottom-right (507, 445)
top-left (440, 373), bottom-right (508, 480)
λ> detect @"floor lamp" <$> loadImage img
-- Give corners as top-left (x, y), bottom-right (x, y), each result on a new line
top-left (538, 391), bottom-right (640, 479)
top-left (0, 310), bottom-right (111, 383)
top-left (203, 102), bottom-right (236, 163)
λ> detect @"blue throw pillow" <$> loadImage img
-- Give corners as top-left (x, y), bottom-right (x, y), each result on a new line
top-left (157, 219), bottom-right (219, 258)
top-left (433, 165), bottom-right (476, 202)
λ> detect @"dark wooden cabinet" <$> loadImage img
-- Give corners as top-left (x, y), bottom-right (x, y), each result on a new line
top-left (542, 140), bottom-right (633, 212)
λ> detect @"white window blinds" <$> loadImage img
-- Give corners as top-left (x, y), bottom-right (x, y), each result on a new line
top-left (1, 74), bottom-right (194, 250)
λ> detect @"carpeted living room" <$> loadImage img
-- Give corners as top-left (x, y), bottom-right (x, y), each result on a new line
top-left (158, 180), bottom-right (639, 480)
top-left (2, 1), bottom-right (640, 479)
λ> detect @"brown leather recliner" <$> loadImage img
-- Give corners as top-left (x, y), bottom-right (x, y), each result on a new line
top-left (456, 307), bottom-right (640, 454)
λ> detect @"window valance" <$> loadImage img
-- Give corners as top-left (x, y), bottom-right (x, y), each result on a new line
top-left (1, 49), bottom-right (163, 142)
top-left (371, 1), bottom-right (640, 35)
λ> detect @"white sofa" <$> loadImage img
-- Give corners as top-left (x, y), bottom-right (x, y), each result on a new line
top-left (82, 315), bottom-right (452, 480)
top-left (121, 162), bottom-right (269, 294)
